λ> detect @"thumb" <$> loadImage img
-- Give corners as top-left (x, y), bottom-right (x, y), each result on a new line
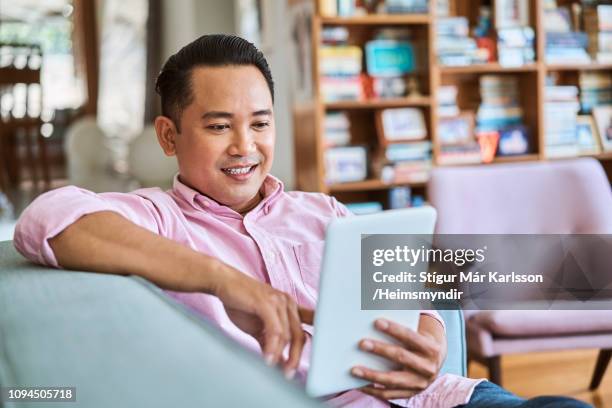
top-left (298, 307), bottom-right (315, 325)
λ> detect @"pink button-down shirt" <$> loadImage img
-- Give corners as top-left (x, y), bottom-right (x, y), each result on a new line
top-left (14, 175), bottom-right (483, 407)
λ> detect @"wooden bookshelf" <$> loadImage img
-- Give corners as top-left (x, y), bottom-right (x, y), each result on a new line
top-left (293, 0), bottom-right (612, 206)
top-left (439, 63), bottom-right (539, 74)
top-left (545, 63), bottom-right (612, 71)
top-left (325, 96), bottom-right (431, 109)
top-left (328, 179), bottom-right (426, 192)
top-left (320, 14), bottom-right (430, 25)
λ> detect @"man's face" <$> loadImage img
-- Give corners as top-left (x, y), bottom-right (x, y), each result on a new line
top-left (158, 65), bottom-right (275, 213)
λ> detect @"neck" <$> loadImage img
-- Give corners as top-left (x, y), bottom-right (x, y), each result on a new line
top-left (234, 190), bottom-right (264, 215)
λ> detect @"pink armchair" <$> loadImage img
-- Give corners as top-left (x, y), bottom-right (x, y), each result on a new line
top-left (428, 158), bottom-right (612, 389)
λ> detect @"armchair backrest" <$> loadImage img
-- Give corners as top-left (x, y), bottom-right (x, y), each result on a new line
top-left (428, 158), bottom-right (612, 234)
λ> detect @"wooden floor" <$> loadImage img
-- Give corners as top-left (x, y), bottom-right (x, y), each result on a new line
top-left (468, 349), bottom-right (612, 407)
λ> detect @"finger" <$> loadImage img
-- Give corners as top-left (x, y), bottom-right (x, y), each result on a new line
top-left (259, 303), bottom-right (284, 366)
top-left (360, 386), bottom-right (418, 400)
top-left (374, 319), bottom-right (439, 357)
top-left (272, 296), bottom-right (291, 366)
top-left (351, 366), bottom-right (429, 391)
top-left (284, 302), bottom-right (306, 378)
top-left (298, 307), bottom-right (314, 325)
top-left (350, 366), bottom-right (403, 389)
top-left (358, 339), bottom-right (437, 379)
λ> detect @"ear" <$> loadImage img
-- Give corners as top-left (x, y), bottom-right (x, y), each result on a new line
top-left (154, 116), bottom-right (179, 156)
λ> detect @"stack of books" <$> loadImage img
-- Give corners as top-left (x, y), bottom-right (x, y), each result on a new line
top-left (319, 45), bottom-right (363, 102)
top-left (436, 17), bottom-right (485, 66)
top-left (579, 72), bottom-right (612, 114)
top-left (318, 0), bottom-right (428, 17)
top-left (544, 7), bottom-right (590, 64)
top-left (437, 86), bottom-right (459, 118)
top-left (324, 111), bottom-right (351, 147)
top-left (584, 5), bottom-right (612, 63)
top-left (318, 0), bottom-right (356, 17)
top-left (437, 144), bottom-right (482, 165)
top-left (544, 85), bottom-right (581, 158)
top-left (497, 27), bottom-right (535, 67)
top-left (376, 142), bottom-right (432, 184)
top-left (477, 75), bottom-right (524, 132)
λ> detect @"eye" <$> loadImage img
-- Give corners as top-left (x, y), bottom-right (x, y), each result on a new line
top-left (252, 121), bottom-right (270, 130)
top-left (207, 124), bottom-right (230, 131)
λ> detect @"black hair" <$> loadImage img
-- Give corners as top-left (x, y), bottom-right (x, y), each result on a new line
top-left (155, 34), bottom-right (274, 132)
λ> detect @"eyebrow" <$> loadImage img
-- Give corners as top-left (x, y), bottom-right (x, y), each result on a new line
top-left (201, 109), bottom-right (272, 120)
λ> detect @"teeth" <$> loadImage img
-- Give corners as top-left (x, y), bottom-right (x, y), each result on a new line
top-left (224, 166), bottom-right (253, 175)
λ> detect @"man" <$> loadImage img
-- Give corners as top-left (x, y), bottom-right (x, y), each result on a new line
top-left (14, 35), bottom-right (589, 408)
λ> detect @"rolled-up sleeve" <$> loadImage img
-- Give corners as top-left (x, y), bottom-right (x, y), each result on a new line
top-left (420, 309), bottom-right (446, 332)
top-left (14, 186), bottom-right (164, 268)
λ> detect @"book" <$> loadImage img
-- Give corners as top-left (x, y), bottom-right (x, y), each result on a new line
top-left (385, 0), bottom-right (429, 14)
top-left (544, 85), bottom-right (581, 158)
top-left (384, 142), bottom-right (432, 162)
top-left (365, 40), bottom-right (415, 77)
top-left (319, 46), bottom-right (362, 76)
top-left (318, 0), bottom-right (337, 17)
top-left (476, 75), bottom-right (525, 132)
top-left (436, 17), bottom-right (487, 66)
top-left (324, 112), bottom-right (351, 147)
top-left (437, 144), bottom-right (482, 165)
top-left (320, 75), bottom-right (364, 102)
top-left (382, 160), bottom-right (432, 184)
top-left (579, 72), bottom-right (612, 113)
top-left (544, 7), bottom-right (572, 32)
top-left (437, 85), bottom-right (460, 118)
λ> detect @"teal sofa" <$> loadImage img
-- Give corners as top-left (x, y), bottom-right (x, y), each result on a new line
top-left (0, 241), bottom-right (466, 407)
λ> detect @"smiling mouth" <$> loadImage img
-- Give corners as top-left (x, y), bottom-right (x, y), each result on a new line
top-left (221, 164), bottom-right (258, 176)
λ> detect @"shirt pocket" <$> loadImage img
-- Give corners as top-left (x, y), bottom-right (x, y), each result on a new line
top-left (292, 240), bottom-right (325, 300)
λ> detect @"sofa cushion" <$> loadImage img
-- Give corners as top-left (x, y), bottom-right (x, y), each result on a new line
top-left (0, 241), bottom-right (320, 408)
top-left (471, 310), bottom-right (612, 338)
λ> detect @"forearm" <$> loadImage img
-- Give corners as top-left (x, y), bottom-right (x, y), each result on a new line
top-left (49, 211), bottom-right (226, 294)
top-left (418, 314), bottom-right (447, 370)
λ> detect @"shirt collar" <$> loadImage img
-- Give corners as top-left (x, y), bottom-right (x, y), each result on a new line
top-left (171, 173), bottom-right (284, 217)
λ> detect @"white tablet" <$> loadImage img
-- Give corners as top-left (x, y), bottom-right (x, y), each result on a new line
top-left (306, 206), bottom-right (437, 397)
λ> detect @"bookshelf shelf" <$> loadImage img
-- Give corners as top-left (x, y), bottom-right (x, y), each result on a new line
top-left (0, 67), bottom-right (40, 85)
top-left (545, 63), bottom-right (612, 71)
top-left (320, 14), bottom-right (430, 25)
top-left (325, 96), bottom-right (431, 110)
top-left (439, 63), bottom-right (539, 74)
top-left (492, 154), bottom-right (541, 164)
top-left (593, 152), bottom-right (612, 161)
top-left (293, 0), bottom-right (612, 208)
top-left (436, 154), bottom-right (541, 168)
top-left (328, 179), bottom-right (426, 192)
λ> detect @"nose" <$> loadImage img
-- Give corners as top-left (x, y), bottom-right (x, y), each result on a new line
top-left (227, 126), bottom-right (256, 157)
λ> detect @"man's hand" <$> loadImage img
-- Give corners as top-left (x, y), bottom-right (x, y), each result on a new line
top-left (350, 315), bottom-right (446, 400)
top-left (213, 264), bottom-right (314, 379)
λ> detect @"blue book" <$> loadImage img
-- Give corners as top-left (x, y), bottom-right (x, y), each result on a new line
top-left (365, 40), bottom-right (415, 76)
